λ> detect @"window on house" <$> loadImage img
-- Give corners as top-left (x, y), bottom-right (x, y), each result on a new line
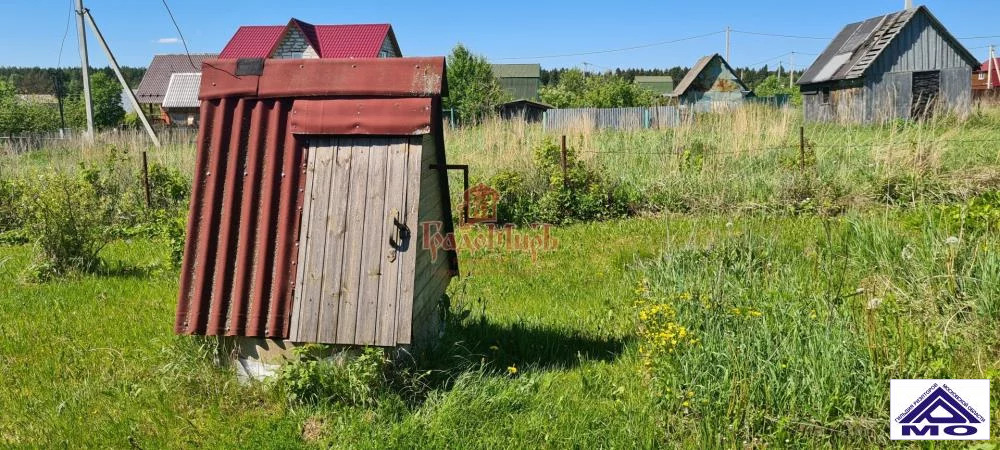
top-left (821, 88), bottom-right (831, 104)
top-left (979, 73), bottom-right (987, 81)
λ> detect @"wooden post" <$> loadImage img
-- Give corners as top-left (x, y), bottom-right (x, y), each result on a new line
top-left (560, 135), bottom-right (568, 189)
top-left (142, 150), bottom-right (152, 208)
top-left (799, 126), bottom-right (806, 170)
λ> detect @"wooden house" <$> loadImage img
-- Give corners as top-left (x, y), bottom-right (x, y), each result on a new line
top-left (160, 73), bottom-right (201, 126)
top-left (174, 57), bottom-right (458, 353)
top-left (797, 6), bottom-right (979, 123)
top-left (671, 54), bottom-right (751, 111)
top-left (972, 57), bottom-right (999, 98)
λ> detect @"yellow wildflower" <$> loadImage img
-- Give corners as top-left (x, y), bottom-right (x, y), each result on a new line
top-left (507, 365), bottom-right (518, 375)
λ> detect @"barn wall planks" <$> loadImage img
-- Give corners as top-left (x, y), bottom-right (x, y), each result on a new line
top-left (544, 106), bottom-right (683, 131)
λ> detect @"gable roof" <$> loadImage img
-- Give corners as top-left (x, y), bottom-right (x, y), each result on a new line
top-left (491, 64), bottom-right (541, 79)
top-left (162, 73), bottom-right (202, 109)
top-left (798, 6), bottom-right (978, 85)
top-left (135, 53), bottom-right (218, 104)
top-left (672, 54), bottom-right (748, 97)
top-left (219, 19), bottom-right (399, 59)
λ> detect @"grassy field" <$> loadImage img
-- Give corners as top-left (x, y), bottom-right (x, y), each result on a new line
top-left (1, 105), bottom-right (999, 447)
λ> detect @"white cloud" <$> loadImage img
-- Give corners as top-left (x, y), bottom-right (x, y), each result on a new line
top-left (156, 37), bottom-right (179, 44)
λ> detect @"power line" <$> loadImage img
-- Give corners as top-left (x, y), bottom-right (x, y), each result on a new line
top-left (56, 0), bottom-right (73, 67)
top-left (743, 51), bottom-right (819, 68)
top-left (491, 30), bottom-right (725, 61)
top-left (960, 35), bottom-right (1000, 40)
top-left (160, 0), bottom-right (197, 71)
top-left (732, 29), bottom-right (831, 40)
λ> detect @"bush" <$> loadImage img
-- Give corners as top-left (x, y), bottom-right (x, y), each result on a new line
top-left (273, 346), bottom-right (389, 407)
top-left (20, 171), bottom-right (117, 275)
top-left (146, 162), bottom-right (190, 210)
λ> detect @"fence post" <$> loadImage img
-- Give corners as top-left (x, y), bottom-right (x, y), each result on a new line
top-left (142, 150), bottom-right (152, 208)
top-left (799, 126), bottom-right (805, 170)
top-left (560, 135), bottom-right (568, 190)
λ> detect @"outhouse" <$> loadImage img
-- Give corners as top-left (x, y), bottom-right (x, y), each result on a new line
top-left (174, 57), bottom-right (458, 350)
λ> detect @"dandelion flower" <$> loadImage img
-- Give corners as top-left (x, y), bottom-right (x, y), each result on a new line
top-left (682, 401), bottom-right (690, 407)
top-left (489, 345), bottom-right (499, 351)
top-left (507, 365), bottom-right (518, 375)
top-left (946, 236), bottom-right (960, 246)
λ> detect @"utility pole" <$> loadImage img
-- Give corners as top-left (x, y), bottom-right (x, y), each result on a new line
top-left (75, 0), bottom-right (94, 140)
top-left (83, 9), bottom-right (160, 147)
top-left (905, 0), bottom-right (913, 9)
top-left (725, 26), bottom-right (731, 62)
top-left (989, 45), bottom-right (995, 90)
top-left (790, 52), bottom-right (795, 88)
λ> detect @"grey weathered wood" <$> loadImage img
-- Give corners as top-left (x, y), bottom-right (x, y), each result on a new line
top-left (317, 139), bottom-right (352, 343)
top-left (336, 139), bottom-right (371, 343)
top-left (395, 137), bottom-right (422, 344)
top-left (291, 137), bottom-right (337, 342)
top-left (288, 139), bottom-right (319, 340)
top-left (354, 139), bottom-right (389, 345)
top-left (375, 139), bottom-right (408, 346)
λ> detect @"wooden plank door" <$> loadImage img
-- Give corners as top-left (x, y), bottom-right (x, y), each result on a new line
top-left (289, 136), bottom-right (417, 346)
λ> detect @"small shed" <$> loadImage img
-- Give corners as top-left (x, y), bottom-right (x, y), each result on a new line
top-left (797, 6), bottom-right (979, 123)
top-left (174, 57), bottom-right (458, 349)
top-left (497, 98), bottom-right (552, 122)
top-left (634, 76), bottom-right (674, 96)
top-left (672, 54), bottom-right (750, 111)
top-left (491, 64), bottom-right (542, 100)
top-left (160, 73), bottom-right (201, 126)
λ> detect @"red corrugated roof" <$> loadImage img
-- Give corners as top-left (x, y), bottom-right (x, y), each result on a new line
top-left (218, 19), bottom-right (394, 59)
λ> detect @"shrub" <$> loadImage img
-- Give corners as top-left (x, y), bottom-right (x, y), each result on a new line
top-left (273, 346), bottom-right (389, 407)
top-left (20, 171), bottom-right (117, 275)
top-left (146, 162), bottom-right (190, 210)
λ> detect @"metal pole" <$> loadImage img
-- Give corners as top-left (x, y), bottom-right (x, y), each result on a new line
top-left (142, 150), bottom-right (152, 208)
top-left (799, 126), bottom-right (805, 170)
top-left (84, 9), bottom-right (160, 147)
top-left (905, 0), bottom-right (913, 9)
top-left (75, 0), bottom-right (94, 140)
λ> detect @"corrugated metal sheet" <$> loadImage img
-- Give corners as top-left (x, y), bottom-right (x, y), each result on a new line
top-left (175, 57), bottom-right (453, 340)
top-left (162, 73), bottom-right (202, 109)
top-left (544, 106), bottom-right (683, 131)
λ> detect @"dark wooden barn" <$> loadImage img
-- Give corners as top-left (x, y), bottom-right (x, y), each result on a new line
top-left (797, 6), bottom-right (979, 123)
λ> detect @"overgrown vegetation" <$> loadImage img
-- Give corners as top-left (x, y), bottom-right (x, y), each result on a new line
top-left (2, 104), bottom-right (999, 447)
top-left (539, 68), bottom-right (661, 108)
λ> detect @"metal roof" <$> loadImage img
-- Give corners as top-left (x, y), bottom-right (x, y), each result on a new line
top-left (672, 54), bottom-right (748, 97)
top-left (161, 73), bottom-right (201, 109)
top-left (219, 19), bottom-right (398, 59)
top-left (175, 57), bottom-right (455, 339)
top-left (135, 54), bottom-right (218, 104)
top-left (798, 6), bottom-right (979, 85)
top-left (491, 64), bottom-right (541, 79)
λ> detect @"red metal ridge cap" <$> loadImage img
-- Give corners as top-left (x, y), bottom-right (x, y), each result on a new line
top-left (289, 97), bottom-right (433, 135)
top-left (199, 57), bottom-right (447, 100)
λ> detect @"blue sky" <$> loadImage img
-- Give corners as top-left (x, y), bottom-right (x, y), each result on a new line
top-left (0, 0), bottom-right (997, 71)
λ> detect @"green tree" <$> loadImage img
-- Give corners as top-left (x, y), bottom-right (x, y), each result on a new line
top-left (444, 44), bottom-right (508, 124)
top-left (752, 74), bottom-right (802, 106)
top-left (0, 78), bottom-right (60, 133)
top-left (540, 69), bottom-right (659, 108)
top-left (66, 72), bottom-right (125, 129)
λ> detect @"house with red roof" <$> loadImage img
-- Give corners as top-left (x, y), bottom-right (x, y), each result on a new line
top-left (219, 19), bottom-right (401, 60)
top-left (973, 57), bottom-right (1000, 96)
